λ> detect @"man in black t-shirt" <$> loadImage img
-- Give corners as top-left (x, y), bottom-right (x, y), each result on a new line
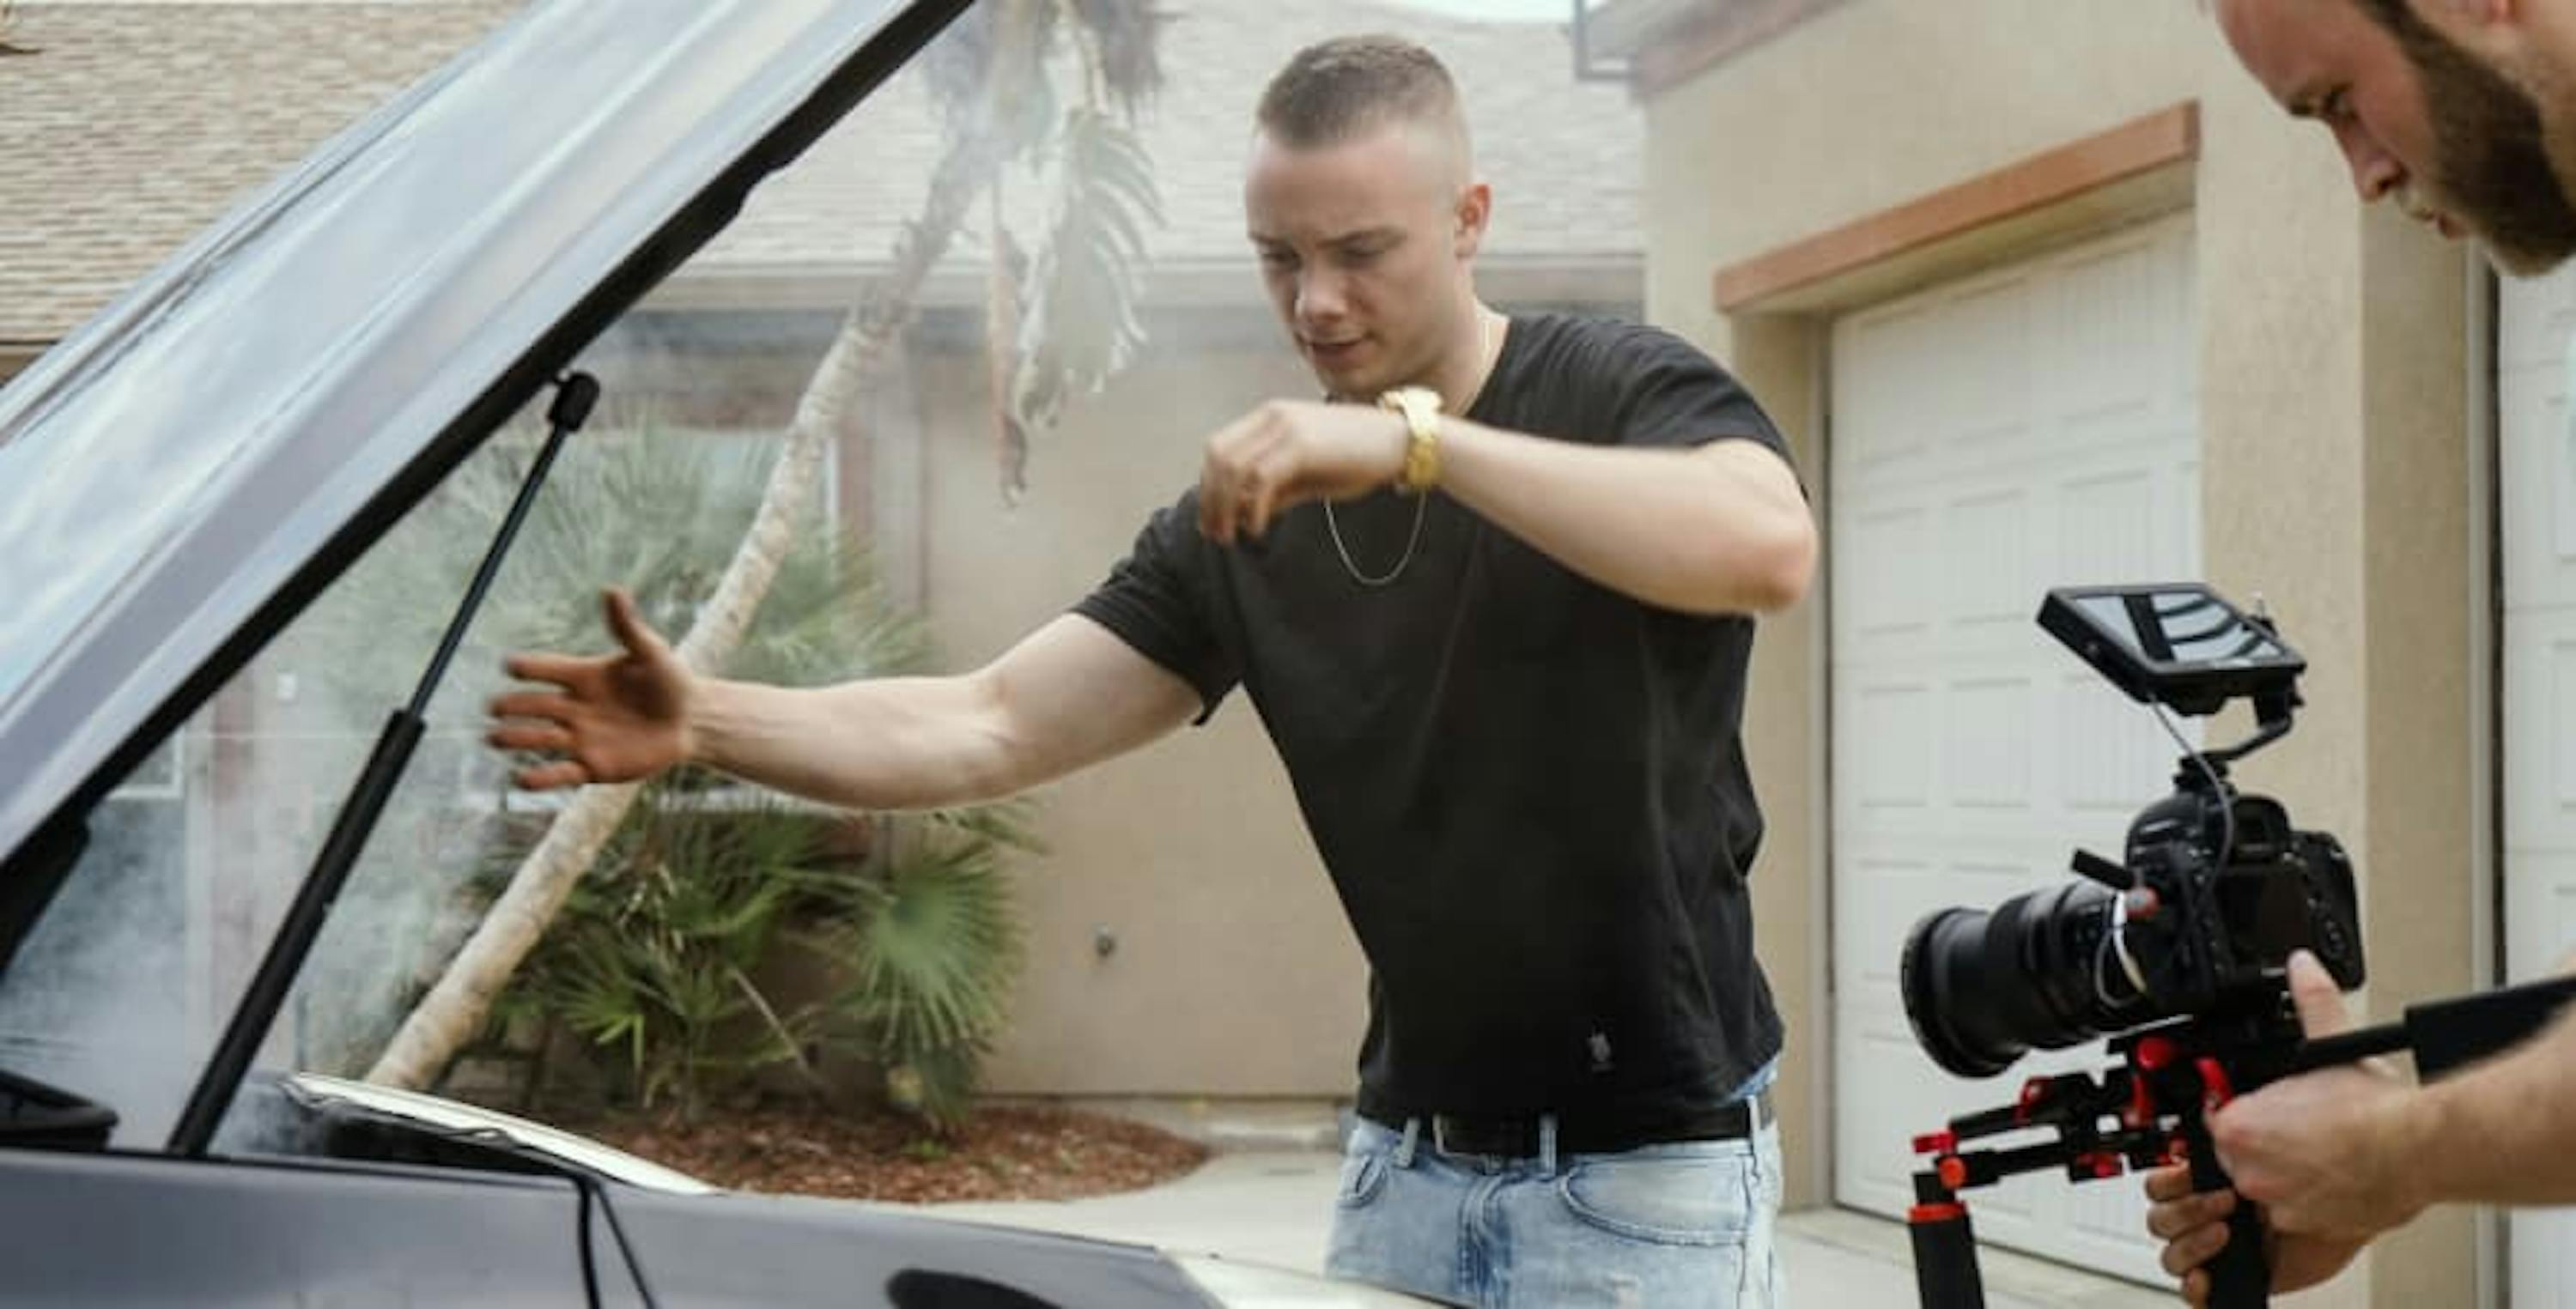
top-left (492, 34), bottom-right (1814, 1308)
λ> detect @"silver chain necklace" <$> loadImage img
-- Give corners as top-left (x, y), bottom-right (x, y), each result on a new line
top-left (1321, 312), bottom-right (1498, 587)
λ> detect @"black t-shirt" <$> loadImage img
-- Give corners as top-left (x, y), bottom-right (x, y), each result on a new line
top-left (1073, 312), bottom-right (1789, 1122)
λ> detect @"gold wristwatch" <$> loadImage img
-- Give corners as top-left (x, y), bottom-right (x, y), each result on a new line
top-left (1378, 385), bottom-right (1443, 495)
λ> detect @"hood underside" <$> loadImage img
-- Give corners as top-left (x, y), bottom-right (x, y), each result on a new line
top-left (0, 0), bottom-right (961, 889)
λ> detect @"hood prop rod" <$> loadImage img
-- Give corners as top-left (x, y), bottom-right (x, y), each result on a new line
top-left (171, 373), bottom-right (601, 1156)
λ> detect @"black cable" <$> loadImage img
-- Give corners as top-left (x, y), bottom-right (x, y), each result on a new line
top-left (574, 1172), bottom-right (603, 1306)
top-left (592, 1180), bottom-right (663, 1309)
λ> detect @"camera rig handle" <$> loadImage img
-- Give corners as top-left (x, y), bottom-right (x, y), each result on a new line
top-left (1908, 973), bottom-right (2576, 1309)
top-left (1906, 1007), bottom-right (2298, 1309)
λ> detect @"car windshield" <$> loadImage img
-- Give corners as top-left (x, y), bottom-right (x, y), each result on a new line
top-left (0, 0), bottom-right (1635, 1158)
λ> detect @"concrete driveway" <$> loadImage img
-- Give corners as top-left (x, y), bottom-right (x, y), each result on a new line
top-left (925, 1149), bottom-right (2176, 1307)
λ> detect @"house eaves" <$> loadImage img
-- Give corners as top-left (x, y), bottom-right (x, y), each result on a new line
top-left (644, 251), bottom-right (1643, 316)
top-left (1580, 0), bottom-right (1850, 95)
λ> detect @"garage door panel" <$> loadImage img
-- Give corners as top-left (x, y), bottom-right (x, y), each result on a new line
top-left (2498, 262), bottom-right (2576, 371)
top-left (1834, 1022), bottom-right (2057, 1219)
top-left (2515, 1212), bottom-right (2576, 1309)
top-left (1840, 458), bottom-right (2187, 658)
top-left (1946, 280), bottom-right (2033, 441)
top-left (1946, 489), bottom-right (2041, 628)
top-left (2502, 609), bottom-right (2576, 852)
top-left (1834, 1029), bottom-right (2154, 1280)
top-left (2058, 673), bottom-right (2190, 816)
top-left (1838, 305), bottom-right (1944, 472)
top-left (1838, 680), bottom-right (1936, 811)
top-left (2042, 231), bottom-right (2183, 427)
top-left (2499, 377), bottom-right (2574, 603)
top-left (1832, 215), bottom-right (2194, 1282)
top-left (1834, 856), bottom-right (2031, 996)
top-left (1832, 1023), bottom-right (1937, 1213)
top-left (2492, 265), bottom-right (2576, 1306)
top-left (1941, 676), bottom-right (2037, 810)
top-left (1842, 504), bottom-right (1938, 636)
top-left (2502, 851), bottom-right (2576, 982)
top-left (2057, 468), bottom-right (2162, 582)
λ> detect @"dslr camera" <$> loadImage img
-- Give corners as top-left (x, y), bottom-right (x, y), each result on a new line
top-left (1903, 585), bottom-right (2574, 1308)
top-left (1900, 583), bottom-right (2366, 1077)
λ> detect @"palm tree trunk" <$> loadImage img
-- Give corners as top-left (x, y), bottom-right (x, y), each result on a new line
top-left (366, 135), bottom-right (1005, 1092)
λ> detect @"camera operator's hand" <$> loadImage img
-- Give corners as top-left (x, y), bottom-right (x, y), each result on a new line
top-left (487, 588), bottom-right (695, 790)
top-left (2142, 950), bottom-right (2421, 1303)
top-left (2144, 1167), bottom-right (2363, 1306)
top-left (2208, 951), bottom-right (2430, 1239)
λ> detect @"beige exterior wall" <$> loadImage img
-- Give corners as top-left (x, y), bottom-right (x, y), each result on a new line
top-left (1637, 2), bottom-right (2482, 1303)
top-left (905, 324), bottom-right (1371, 1097)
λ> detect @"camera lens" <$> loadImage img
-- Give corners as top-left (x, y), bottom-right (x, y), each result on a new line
top-left (1900, 881), bottom-right (2136, 1077)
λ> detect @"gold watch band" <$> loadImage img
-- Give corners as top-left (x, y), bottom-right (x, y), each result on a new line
top-left (1379, 385), bottom-right (1443, 494)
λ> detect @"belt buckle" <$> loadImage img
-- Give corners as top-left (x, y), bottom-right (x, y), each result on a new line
top-left (1431, 1112), bottom-right (1514, 1157)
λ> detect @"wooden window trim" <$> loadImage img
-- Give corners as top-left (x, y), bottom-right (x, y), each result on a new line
top-left (1713, 103), bottom-right (2200, 315)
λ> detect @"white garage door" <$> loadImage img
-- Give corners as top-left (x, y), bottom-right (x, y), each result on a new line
top-left (2497, 263), bottom-right (2576, 1307)
top-left (1829, 215), bottom-right (2199, 1283)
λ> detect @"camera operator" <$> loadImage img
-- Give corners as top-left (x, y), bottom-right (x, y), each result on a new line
top-left (2154, 2), bottom-right (2576, 1301)
top-left (487, 33), bottom-right (1815, 1309)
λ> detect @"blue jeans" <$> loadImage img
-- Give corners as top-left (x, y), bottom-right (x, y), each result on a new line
top-left (1324, 1099), bottom-right (1785, 1307)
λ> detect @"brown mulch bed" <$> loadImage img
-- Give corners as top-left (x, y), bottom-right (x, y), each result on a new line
top-left (574, 1102), bottom-right (1213, 1204)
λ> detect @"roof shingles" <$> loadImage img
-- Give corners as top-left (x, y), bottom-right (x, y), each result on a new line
top-left (1, 2), bottom-right (523, 343)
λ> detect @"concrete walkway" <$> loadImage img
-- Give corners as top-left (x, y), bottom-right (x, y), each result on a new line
top-left (924, 1149), bottom-right (2175, 1307)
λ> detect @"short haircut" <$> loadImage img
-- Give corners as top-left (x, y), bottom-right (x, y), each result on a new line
top-left (1255, 34), bottom-right (1470, 161)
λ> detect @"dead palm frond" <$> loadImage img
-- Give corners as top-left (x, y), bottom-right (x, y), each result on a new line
top-left (936, 0), bottom-right (1168, 499)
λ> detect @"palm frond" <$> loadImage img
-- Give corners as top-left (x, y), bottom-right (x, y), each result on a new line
top-left (909, 800), bottom-right (1044, 858)
top-left (1063, 0), bottom-right (1167, 117)
top-left (920, 0), bottom-right (1063, 161)
top-left (1013, 106), bottom-right (1163, 433)
top-left (830, 839), bottom-right (1024, 1061)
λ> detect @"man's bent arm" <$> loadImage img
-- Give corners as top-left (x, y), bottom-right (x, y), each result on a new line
top-left (1435, 418), bottom-right (1815, 615)
top-left (692, 613), bottom-right (1202, 811)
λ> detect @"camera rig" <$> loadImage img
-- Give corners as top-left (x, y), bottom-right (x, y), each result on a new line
top-left (1904, 585), bottom-right (2576, 1309)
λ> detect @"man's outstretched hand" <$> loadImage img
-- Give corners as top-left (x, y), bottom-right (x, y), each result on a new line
top-left (487, 588), bottom-right (693, 790)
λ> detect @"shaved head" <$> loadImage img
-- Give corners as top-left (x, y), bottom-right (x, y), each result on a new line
top-left (1255, 35), bottom-right (1473, 185)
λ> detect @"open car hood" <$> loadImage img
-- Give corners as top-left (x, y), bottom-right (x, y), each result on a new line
top-left (0, 0), bottom-right (963, 884)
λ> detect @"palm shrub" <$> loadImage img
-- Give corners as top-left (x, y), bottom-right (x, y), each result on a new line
top-left (495, 779), bottom-right (1034, 1126)
top-left (831, 809), bottom-right (1030, 1125)
top-left (495, 780), bottom-right (844, 1119)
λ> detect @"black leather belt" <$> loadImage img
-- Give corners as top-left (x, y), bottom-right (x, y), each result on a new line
top-left (1361, 1088), bottom-right (1772, 1159)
